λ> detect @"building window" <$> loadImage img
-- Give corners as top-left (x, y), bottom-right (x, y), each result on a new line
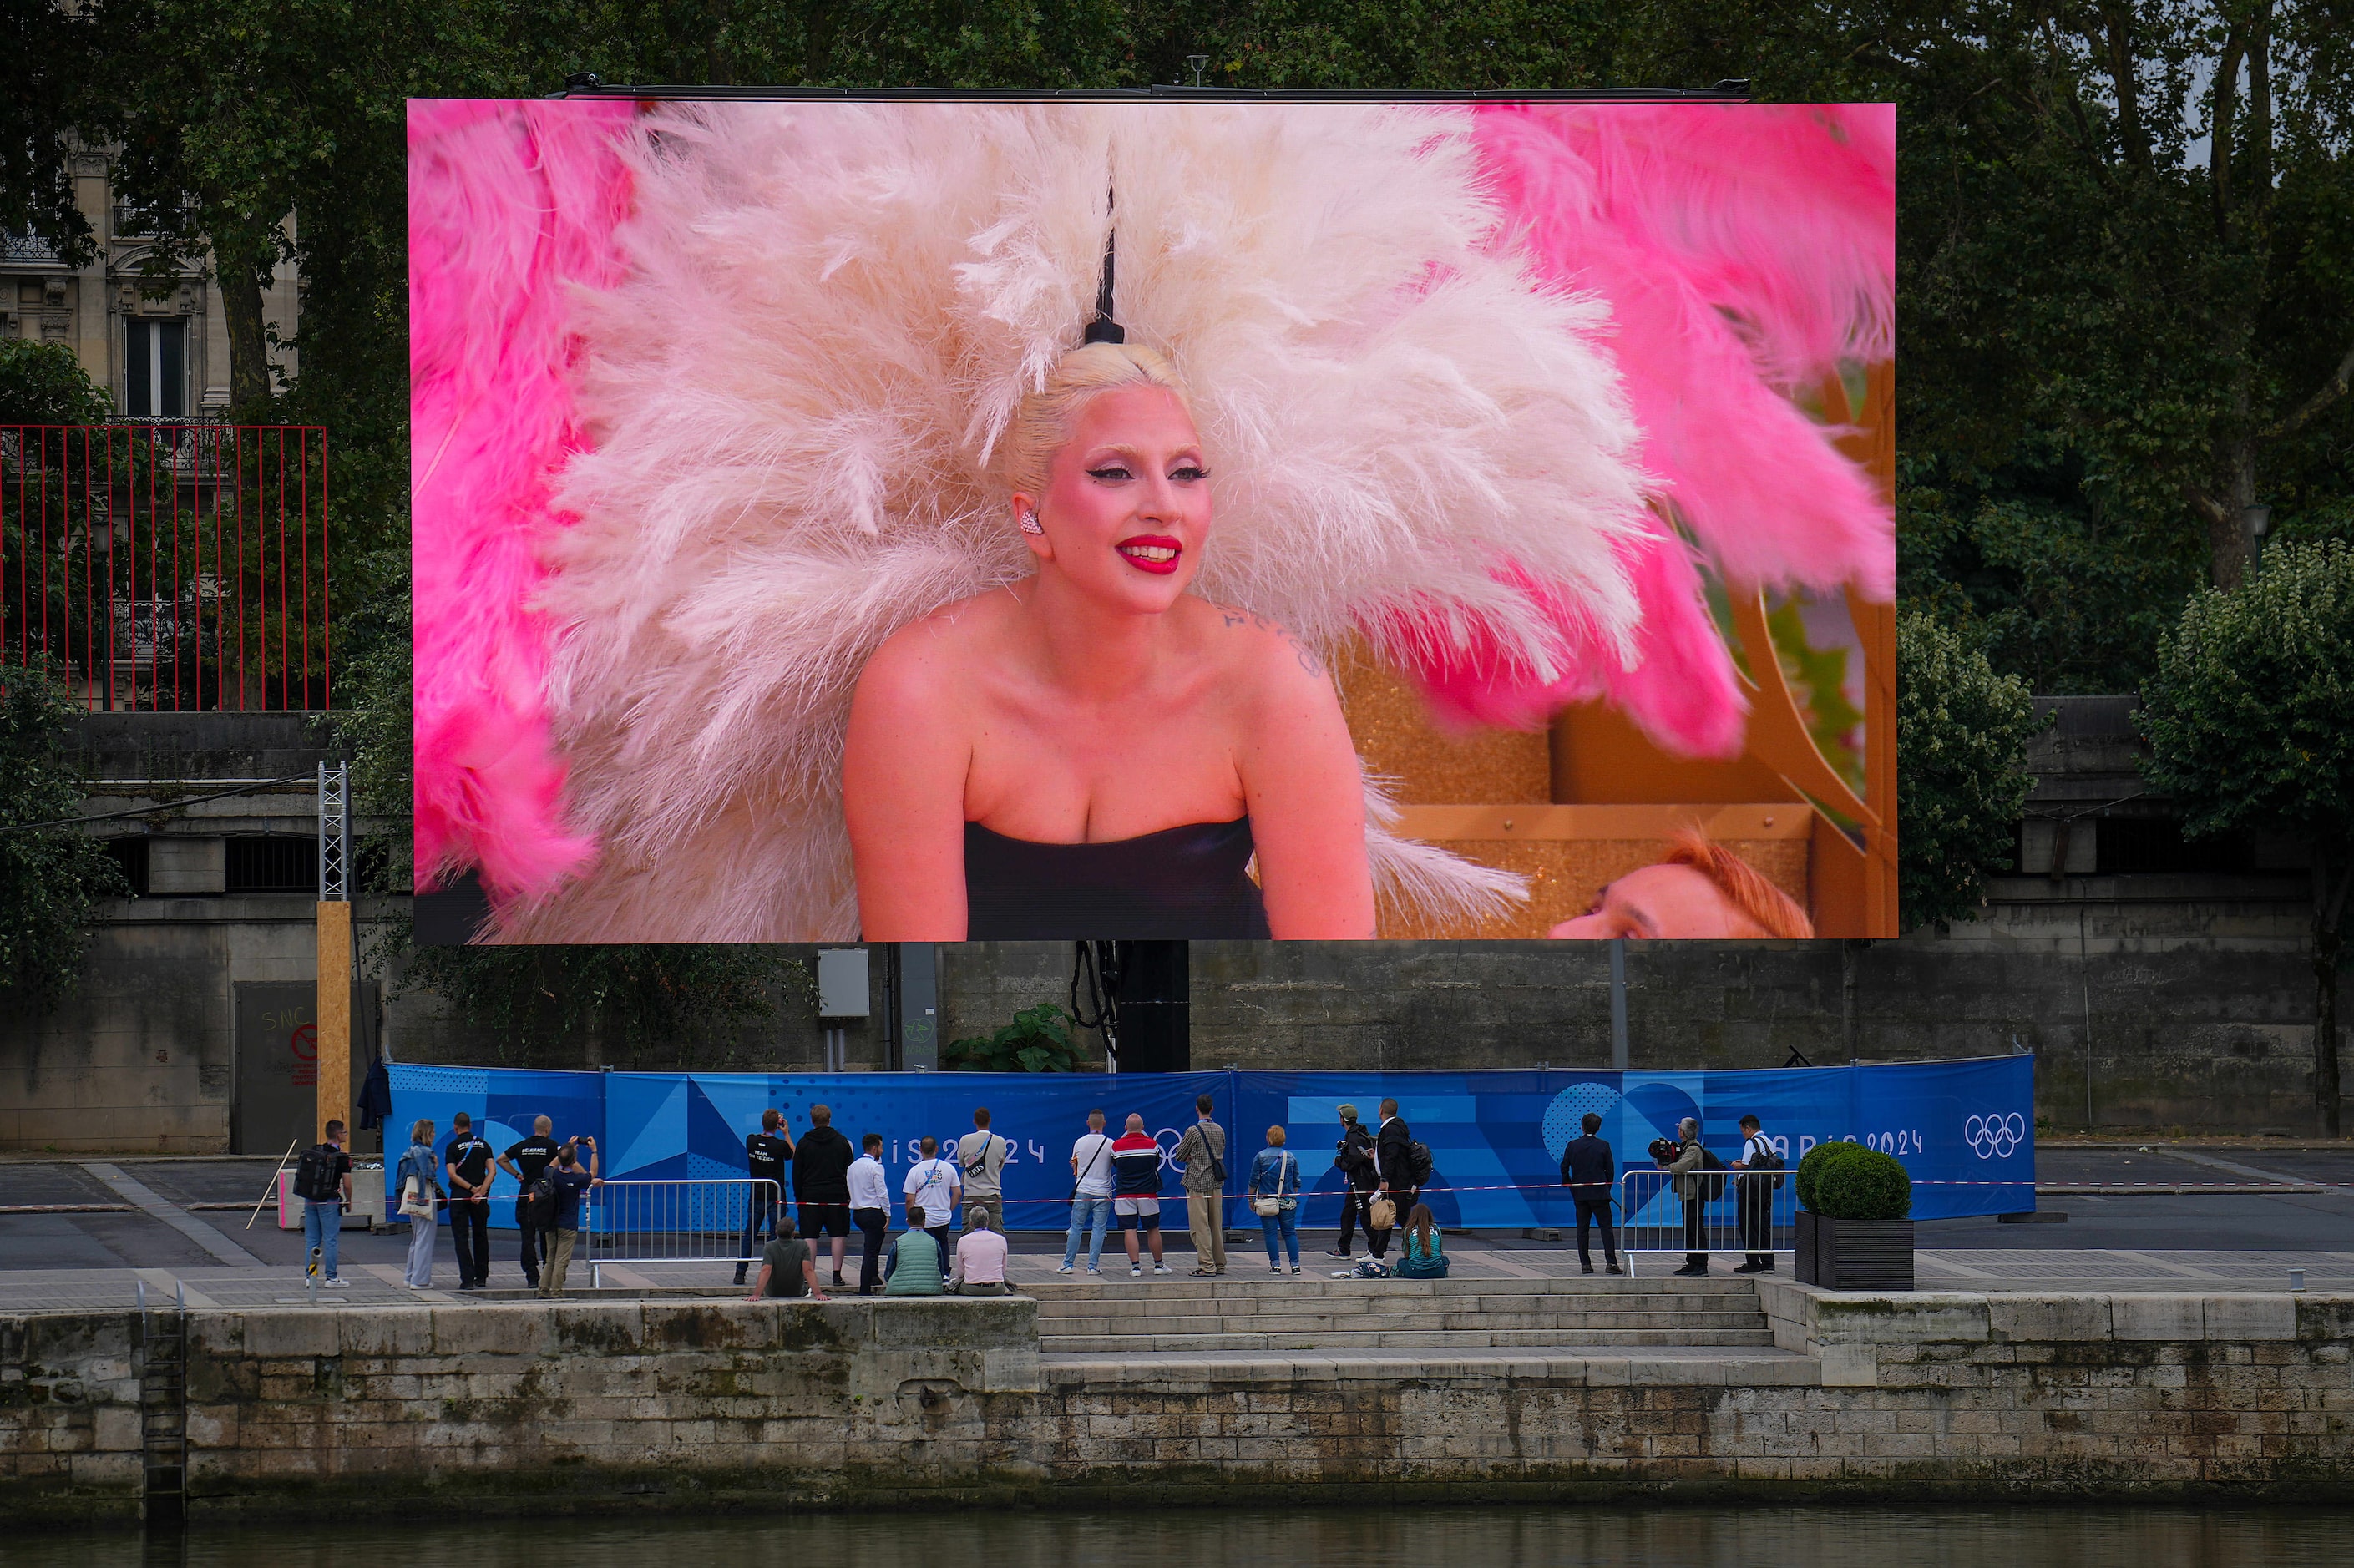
top-left (225, 835), bottom-right (313, 893)
top-left (2094, 817), bottom-right (2251, 875)
top-left (125, 316), bottom-right (185, 417)
top-left (103, 837), bottom-right (150, 896)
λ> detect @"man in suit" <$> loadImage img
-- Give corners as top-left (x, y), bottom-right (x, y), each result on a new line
top-left (1371, 1097), bottom-right (1416, 1262)
top-left (1559, 1112), bottom-right (1622, 1275)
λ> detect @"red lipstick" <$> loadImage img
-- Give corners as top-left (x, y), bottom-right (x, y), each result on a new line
top-left (1116, 535), bottom-right (1182, 575)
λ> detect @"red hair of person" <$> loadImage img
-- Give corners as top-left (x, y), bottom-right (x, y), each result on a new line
top-left (1660, 827), bottom-right (1815, 939)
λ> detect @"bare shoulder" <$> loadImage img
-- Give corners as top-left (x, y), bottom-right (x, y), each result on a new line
top-left (1186, 597), bottom-right (1331, 697)
top-left (853, 589), bottom-right (1016, 717)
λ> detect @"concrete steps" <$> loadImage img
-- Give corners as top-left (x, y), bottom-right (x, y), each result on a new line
top-left (1025, 1272), bottom-right (1774, 1354)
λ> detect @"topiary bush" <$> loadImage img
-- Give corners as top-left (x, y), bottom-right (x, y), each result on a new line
top-left (1794, 1140), bottom-right (1866, 1212)
top-left (1812, 1146), bottom-right (1913, 1221)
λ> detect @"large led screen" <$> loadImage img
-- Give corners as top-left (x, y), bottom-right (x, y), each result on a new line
top-left (412, 96), bottom-right (1897, 943)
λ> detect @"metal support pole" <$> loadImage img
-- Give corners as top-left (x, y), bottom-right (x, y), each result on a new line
top-left (316, 762), bottom-right (352, 1142)
top-left (1609, 938), bottom-right (1629, 1070)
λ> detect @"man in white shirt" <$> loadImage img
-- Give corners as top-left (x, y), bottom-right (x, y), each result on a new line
top-left (903, 1136), bottom-right (962, 1275)
top-left (955, 1107), bottom-right (1011, 1236)
top-left (847, 1133), bottom-right (894, 1296)
top-left (1060, 1108), bottom-right (1116, 1276)
top-left (949, 1204), bottom-right (1011, 1295)
top-left (1730, 1114), bottom-right (1780, 1274)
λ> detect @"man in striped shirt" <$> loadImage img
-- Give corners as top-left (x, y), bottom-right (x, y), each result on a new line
top-left (1111, 1114), bottom-right (1175, 1277)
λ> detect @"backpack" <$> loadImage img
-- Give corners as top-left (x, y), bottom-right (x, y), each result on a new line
top-left (1402, 1139), bottom-right (1435, 1188)
top-left (1697, 1144), bottom-right (1729, 1201)
top-left (1746, 1136), bottom-right (1788, 1191)
top-left (293, 1144), bottom-right (342, 1202)
top-left (524, 1171), bottom-right (560, 1230)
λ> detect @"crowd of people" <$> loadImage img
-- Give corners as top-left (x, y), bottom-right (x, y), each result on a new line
top-left (294, 1096), bottom-right (1785, 1296)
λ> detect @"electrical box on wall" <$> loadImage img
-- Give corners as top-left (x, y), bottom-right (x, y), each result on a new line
top-left (817, 948), bottom-right (871, 1019)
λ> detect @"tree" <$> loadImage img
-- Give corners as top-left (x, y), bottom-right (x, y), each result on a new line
top-left (399, 941), bottom-right (813, 1061)
top-left (0, 341), bottom-right (114, 426)
top-left (1894, 612), bottom-right (2046, 932)
top-left (0, 661), bottom-right (129, 1013)
top-left (2140, 539), bottom-right (2354, 1135)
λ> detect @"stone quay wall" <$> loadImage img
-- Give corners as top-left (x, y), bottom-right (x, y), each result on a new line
top-left (4, 1291), bottom-right (2350, 1523)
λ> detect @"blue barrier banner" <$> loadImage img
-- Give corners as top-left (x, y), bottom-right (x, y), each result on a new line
top-left (385, 1064), bottom-right (604, 1225)
top-left (388, 1057), bottom-right (2034, 1230)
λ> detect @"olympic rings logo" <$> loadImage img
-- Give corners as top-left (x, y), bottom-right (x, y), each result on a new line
top-left (1964, 1113), bottom-right (2027, 1160)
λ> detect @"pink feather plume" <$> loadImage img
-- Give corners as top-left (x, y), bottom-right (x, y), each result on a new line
top-left (1390, 104), bottom-right (1894, 759)
top-left (409, 99), bottom-right (632, 901)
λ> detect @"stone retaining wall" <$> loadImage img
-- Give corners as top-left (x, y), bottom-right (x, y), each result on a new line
top-left (4, 1291), bottom-right (2350, 1522)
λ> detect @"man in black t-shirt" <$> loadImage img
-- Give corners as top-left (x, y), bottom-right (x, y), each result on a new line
top-left (735, 1109), bottom-right (796, 1286)
top-left (497, 1115), bottom-right (562, 1291)
top-left (790, 1103), bottom-right (857, 1289)
top-left (443, 1111), bottom-right (496, 1289)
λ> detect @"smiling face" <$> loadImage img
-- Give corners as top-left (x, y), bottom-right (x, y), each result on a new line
top-left (1548, 862), bottom-right (1772, 940)
top-left (1014, 384), bottom-right (1210, 613)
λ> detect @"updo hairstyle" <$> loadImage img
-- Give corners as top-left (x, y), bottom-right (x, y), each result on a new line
top-left (1000, 342), bottom-right (1194, 508)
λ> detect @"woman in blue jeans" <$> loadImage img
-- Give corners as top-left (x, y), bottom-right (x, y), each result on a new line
top-left (1247, 1126), bottom-right (1303, 1275)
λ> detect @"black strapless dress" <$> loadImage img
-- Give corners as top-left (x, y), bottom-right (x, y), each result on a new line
top-left (964, 818), bottom-right (1273, 939)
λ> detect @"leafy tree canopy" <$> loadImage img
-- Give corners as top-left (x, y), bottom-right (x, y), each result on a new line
top-left (0, 662), bottom-right (128, 1013)
top-left (1895, 611), bottom-right (2046, 932)
top-left (0, 341), bottom-right (114, 426)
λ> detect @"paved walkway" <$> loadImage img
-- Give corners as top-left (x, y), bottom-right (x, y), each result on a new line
top-left (5, 1244), bottom-right (2349, 1313)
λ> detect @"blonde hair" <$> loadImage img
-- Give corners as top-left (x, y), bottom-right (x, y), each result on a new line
top-left (1001, 342), bottom-right (1193, 506)
top-left (1662, 827), bottom-right (1815, 939)
top-left (411, 1119), bottom-right (436, 1146)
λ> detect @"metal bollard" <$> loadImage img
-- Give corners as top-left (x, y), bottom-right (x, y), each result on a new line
top-left (306, 1244), bottom-right (321, 1304)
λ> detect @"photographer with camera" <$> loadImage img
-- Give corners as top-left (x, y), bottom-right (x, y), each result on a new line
top-left (1324, 1105), bottom-right (1378, 1261)
top-left (1662, 1118), bottom-right (1711, 1277)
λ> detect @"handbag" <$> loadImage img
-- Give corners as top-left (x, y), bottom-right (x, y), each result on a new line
top-left (1248, 1151), bottom-right (1295, 1217)
top-left (398, 1158), bottom-right (436, 1219)
top-left (1367, 1195), bottom-right (1397, 1230)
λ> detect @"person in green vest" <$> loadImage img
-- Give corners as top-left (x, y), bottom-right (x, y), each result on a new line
top-left (883, 1188), bottom-right (945, 1296)
top-left (1393, 1203), bottom-right (1449, 1278)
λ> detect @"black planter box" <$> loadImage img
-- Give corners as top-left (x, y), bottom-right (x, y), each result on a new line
top-left (1795, 1211), bottom-right (1915, 1291)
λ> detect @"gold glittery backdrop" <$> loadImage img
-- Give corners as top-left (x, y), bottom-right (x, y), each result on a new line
top-left (1335, 642), bottom-right (1810, 939)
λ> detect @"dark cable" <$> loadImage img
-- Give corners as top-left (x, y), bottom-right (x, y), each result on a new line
top-left (0, 774), bottom-right (313, 835)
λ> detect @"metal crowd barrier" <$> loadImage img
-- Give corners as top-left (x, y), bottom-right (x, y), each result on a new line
top-left (1617, 1167), bottom-right (1798, 1276)
top-left (583, 1178), bottom-right (781, 1288)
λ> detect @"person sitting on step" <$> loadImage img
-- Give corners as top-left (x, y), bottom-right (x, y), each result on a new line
top-left (1393, 1202), bottom-right (1449, 1278)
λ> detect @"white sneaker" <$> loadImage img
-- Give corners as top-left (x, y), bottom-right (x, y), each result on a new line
top-left (1131, 1264), bottom-right (1142, 1277)
top-left (1087, 1267), bottom-right (1103, 1276)
top-left (1289, 1265), bottom-right (1302, 1275)
top-left (1152, 1262), bottom-right (1175, 1275)
top-left (1056, 1264), bottom-right (1073, 1274)
top-left (321, 1277), bottom-right (349, 1289)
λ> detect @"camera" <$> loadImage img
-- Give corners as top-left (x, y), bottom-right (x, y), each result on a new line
top-left (1648, 1136), bottom-right (1680, 1168)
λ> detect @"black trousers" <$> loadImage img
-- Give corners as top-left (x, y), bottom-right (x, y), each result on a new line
top-left (927, 1223), bottom-right (952, 1275)
top-left (1682, 1196), bottom-right (1707, 1268)
top-left (736, 1198), bottom-right (785, 1280)
top-left (1573, 1197), bottom-right (1618, 1267)
top-left (853, 1207), bottom-right (888, 1294)
top-left (1334, 1186), bottom-right (1376, 1250)
top-left (451, 1198), bottom-right (490, 1286)
top-left (518, 1220), bottom-right (547, 1286)
top-left (1736, 1174), bottom-right (1774, 1263)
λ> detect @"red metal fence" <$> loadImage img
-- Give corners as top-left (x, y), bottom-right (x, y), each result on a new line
top-left (0, 422), bottom-right (329, 710)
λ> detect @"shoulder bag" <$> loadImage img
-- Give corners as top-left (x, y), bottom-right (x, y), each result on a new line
top-left (1249, 1151), bottom-right (1295, 1216)
top-left (1367, 1194), bottom-right (1397, 1230)
top-left (398, 1150), bottom-right (437, 1219)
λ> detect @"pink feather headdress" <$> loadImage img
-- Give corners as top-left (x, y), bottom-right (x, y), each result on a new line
top-left (408, 98), bottom-right (1895, 941)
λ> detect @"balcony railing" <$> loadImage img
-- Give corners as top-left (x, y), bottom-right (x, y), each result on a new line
top-left (1, 423), bottom-right (329, 710)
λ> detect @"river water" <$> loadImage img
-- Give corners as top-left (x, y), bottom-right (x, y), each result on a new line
top-left (18, 1506), bottom-right (2351, 1566)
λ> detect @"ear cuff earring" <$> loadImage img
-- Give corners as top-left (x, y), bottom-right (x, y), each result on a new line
top-left (1019, 509), bottom-right (1044, 535)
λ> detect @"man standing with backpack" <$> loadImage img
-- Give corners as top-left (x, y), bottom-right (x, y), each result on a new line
top-left (295, 1120), bottom-right (353, 1288)
top-left (955, 1106), bottom-right (1010, 1237)
top-left (443, 1112), bottom-right (496, 1290)
top-left (497, 1115), bottom-right (562, 1292)
top-left (1730, 1114), bottom-right (1783, 1273)
top-left (1665, 1117), bottom-right (1719, 1277)
top-left (1370, 1098), bottom-right (1425, 1262)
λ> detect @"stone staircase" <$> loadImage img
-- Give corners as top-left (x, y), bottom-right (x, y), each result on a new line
top-left (1024, 1273), bottom-right (1774, 1355)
